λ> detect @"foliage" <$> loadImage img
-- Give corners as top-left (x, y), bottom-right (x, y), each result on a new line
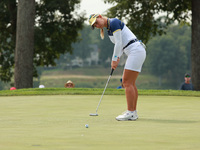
top-left (145, 25), bottom-right (191, 88)
top-left (71, 25), bottom-right (93, 59)
top-left (55, 25), bottom-right (115, 67)
top-left (0, 0), bottom-right (16, 82)
top-left (53, 25), bottom-right (94, 69)
top-left (104, 0), bottom-right (191, 44)
top-left (98, 29), bottom-right (114, 63)
top-left (34, 0), bottom-right (85, 66)
top-left (0, 0), bottom-right (86, 82)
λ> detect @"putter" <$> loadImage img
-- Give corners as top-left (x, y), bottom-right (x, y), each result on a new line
top-left (90, 68), bottom-right (114, 116)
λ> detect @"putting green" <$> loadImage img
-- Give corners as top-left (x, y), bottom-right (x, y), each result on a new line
top-left (0, 95), bottom-right (200, 150)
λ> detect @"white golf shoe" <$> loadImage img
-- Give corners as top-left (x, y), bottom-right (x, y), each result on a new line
top-left (116, 110), bottom-right (138, 121)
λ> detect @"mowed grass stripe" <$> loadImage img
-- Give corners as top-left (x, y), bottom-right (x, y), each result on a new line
top-left (0, 95), bottom-right (200, 150)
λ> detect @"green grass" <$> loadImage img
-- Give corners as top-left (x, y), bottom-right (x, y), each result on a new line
top-left (0, 95), bottom-right (200, 150)
top-left (0, 88), bottom-right (200, 97)
top-left (42, 66), bottom-right (125, 76)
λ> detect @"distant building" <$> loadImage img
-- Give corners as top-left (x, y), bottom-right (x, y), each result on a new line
top-left (71, 56), bottom-right (83, 67)
top-left (84, 44), bottom-right (99, 66)
top-left (69, 44), bottom-right (127, 67)
top-left (105, 54), bottom-right (127, 66)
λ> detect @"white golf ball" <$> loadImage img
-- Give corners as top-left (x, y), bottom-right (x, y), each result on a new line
top-left (85, 124), bottom-right (89, 128)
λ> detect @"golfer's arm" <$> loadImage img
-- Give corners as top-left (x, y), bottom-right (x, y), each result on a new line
top-left (112, 30), bottom-right (123, 61)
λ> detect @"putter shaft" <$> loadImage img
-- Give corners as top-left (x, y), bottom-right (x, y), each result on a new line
top-left (90, 69), bottom-right (114, 116)
top-left (95, 69), bottom-right (114, 114)
top-left (95, 75), bottom-right (111, 113)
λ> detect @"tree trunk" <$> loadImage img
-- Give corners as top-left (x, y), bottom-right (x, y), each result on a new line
top-left (14, 0), bottom-right (35, 89)
top-left (191, 0), bottom-right (200, 91)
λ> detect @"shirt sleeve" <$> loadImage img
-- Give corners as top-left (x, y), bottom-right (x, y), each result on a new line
top-left (112, 29), bottom-right (123, 61)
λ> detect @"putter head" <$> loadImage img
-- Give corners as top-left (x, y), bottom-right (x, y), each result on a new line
top-left (89, 113), bottom-right (98, 116)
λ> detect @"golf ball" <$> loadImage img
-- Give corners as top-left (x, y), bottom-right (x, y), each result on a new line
top-left (85, 124), bottom-right (89, 128)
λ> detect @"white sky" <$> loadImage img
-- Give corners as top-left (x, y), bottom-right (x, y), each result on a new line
top-left (79, 0), bottom-right (114, 18)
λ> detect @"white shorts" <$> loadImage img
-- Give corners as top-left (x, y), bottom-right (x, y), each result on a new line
top-left (124, 42), bottom-right (146, 72)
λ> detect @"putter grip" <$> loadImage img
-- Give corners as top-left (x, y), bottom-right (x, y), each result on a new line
top-left (110, 68), bottom-right (114, 76)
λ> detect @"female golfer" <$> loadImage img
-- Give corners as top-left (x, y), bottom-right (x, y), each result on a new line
top-left (89, 14), bottom-right (146, 121)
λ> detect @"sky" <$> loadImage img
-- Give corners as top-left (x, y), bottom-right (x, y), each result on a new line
top-left (79, 0), bottom-right (114, 18)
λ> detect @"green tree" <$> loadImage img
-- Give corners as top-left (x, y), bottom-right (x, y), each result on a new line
top-left (0, 0), bottom-right (16, 82)
top-left (72, 25), bottom-right (93, 60)
top-left (86, 27), bottom-right (115, 67)
top-left (98, 29), bottom-right (114, 65)
top-left (54, 25), bottom-right (94, 68)
top-left (0, 0), bottom-right (85, 88)
top-left (104, 0), bottom-right (200, 90)
top-left (146, 25), bottom-right (191, 89)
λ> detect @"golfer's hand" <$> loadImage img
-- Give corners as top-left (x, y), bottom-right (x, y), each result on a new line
top-left (111, 58), bottom-right (120, 70)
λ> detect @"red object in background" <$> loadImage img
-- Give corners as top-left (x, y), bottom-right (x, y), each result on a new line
top-left (10, 87), bottom-right (16, 90)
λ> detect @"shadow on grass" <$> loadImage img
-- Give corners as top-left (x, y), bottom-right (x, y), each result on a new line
top-left (140, 118), bottom-right (199, 124)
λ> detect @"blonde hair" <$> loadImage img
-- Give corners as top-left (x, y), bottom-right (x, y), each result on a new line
top-left (100, 28), bottom-right (104, 39)
top-left (94, 14), bottom-right (104, 40)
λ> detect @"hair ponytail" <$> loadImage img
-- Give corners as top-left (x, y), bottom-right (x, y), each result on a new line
top-left (100, 28), bottom-right (104, 39)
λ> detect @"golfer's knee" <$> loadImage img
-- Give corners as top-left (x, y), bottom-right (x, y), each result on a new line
top-left (122, 80), bottom-right (132, 88)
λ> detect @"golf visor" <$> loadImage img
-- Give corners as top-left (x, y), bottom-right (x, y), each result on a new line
top-left (89, 14), bottom-right (99, 29)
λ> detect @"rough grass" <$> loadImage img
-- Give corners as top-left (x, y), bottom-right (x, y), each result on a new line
top-left (37, 67), bottom-right (164, 89)
top-left (37, 73), bottom-right (159, 89)
top-left (0, 95), bottom-right (200, 150)
top-left (0, 88), bottom-right (200, 97)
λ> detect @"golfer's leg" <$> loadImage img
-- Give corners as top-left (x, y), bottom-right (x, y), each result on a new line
top-left (133, 84), bottom-right (138, 110)
top-left (123, 69), bottom-right (139, 111)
